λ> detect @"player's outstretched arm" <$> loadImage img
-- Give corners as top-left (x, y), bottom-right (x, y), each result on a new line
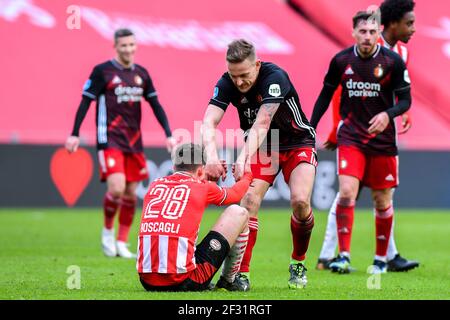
top-left (233, 103), bottom-right (279, 181)
top-left (208, 159), bottom-right (253, 206)
top-left (65, 96), bottom-right (93, 153)
top-left (202, 104), bottom-right (226, 182)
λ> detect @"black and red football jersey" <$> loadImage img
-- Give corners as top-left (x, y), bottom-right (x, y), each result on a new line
top-left (82, 59), bottom-right (157, 153)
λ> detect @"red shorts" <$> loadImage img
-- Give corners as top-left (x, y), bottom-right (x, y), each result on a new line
top-left (97, 148), bottom-right (149, 182)
top-left (337, 145), bottom-right (398, 189)
top-left (250, 147), bottom-right (318, 185)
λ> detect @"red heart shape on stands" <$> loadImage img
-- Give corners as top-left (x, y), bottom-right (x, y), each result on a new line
top-left (50, 147), bottom-right (93, 207)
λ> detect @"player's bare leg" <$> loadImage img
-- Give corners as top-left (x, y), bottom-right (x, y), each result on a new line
top-left (102, 173), bottom-right (126, 257)
top-left (236, 179), bottom-right (270, 290)
top-left (287, 163), bottom-right (315, 288)
top-left (212, 205), bottom-right (250, 291)
top-left (370, 188), bottom-right (394, 274)
top-left (329, 175), bottom-right (359, 274)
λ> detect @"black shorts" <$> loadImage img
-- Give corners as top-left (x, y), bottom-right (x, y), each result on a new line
top-left (140, 231), bottom-right (230, 292)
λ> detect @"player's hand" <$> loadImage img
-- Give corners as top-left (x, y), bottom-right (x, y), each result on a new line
top-left (65, 136), bottom-right (80, 153)
top-left (368, 112), bottom-right (389, 135)
top-left (232, 160), bottom-right (245, 182)
top-left (205, 162), bottom-right (225, 182)
top-left (243, 155), bottom-right (252, 175)
top-left (220, 159), bottom-right (228, 178)
top-left (398, 112), bottom-right (412, 135)
top-left (165, 136), bottom-right (180, 153)
top-left (323, 140), bottom-right (337, 151)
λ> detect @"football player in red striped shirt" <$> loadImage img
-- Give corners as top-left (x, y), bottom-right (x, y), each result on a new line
top-left (137, 143), bottom-right (253, 291)
top-left (316, 0), bottom-right (419, 273)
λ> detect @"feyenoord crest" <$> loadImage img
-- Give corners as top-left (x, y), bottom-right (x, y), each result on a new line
top-left (134, 75), bottom-right (143, 85)
top-left (107, 157), bottom-right (116, 168)
top-left (374, 64), bottom-right (384, 78)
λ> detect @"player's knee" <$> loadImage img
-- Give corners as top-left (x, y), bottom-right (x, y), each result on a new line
top-left (241, 192), bottom-right (261, 213)
top-left (108, 185), bottom-right (125, 198)
top-left (228, 205), bottom-right (249, 222)
top-left (372, 191), bottom-right (391, 210)
top-left (339, 185), bottom-right (357, 201)
top-left (337, 196), bottom-right (355, 207)
top-left (290, 195), bottom-right (310, 213)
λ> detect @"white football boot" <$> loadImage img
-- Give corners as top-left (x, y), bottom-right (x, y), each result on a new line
top-left (101, 228), bottom-right (117, 257)
top-left (116, 240), bottom-right (137, 259)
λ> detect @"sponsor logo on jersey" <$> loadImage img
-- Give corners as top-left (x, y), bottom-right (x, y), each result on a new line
top-left (209, 239), bottom-right (222, 251)
top-left (340, 159), bottom-right (348, 169)
top-left (376, 235), bottom-right (387, 240)
top-left (134, 75), bottom-right (143, 85)
top-left (83, 79), bottom-right (91, 91)
top-left (298, 151), bottom-right (307, 158)
top-left (114, 85), bottom-right (144, 103)
top-left (385, 174), bottom-right (395, 181)
top-left (404, 70), bottom-right (411, 84)
top-left (243, 107), bottom-right (259, 124)
top-left (268, 84), bottom-right (281, 97)
top-left (240, 96), bottom-right (248, 104)
top-left (374, 64), bottom-right (384, 78)
top-left (345, 66), bottom-right (354, 75)
top-left (346, 79), bottom-right (381, 98)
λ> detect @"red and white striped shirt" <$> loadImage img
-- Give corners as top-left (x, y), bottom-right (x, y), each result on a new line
top-left (136, 171), bottom-right (252, 282)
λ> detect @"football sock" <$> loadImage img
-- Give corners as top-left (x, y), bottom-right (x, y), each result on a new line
top-left (290, 210), bottom-right (314, 261)
top-left (319, 193), bottom-right (339, 259)
top-left (387, 218), bottom-right (398, 260)
top-left (336, 198), bottom-right (355, 254)
top-left (222, 229), bottom-right (249, 283)
top-left (117, 196), bottom-right (137, 242)
top-left (375, 205), bottom-right (394, 260)
top-left (103, 192), bottom-right (120, 230)
top-left (239, 217), bottom-right (258, 273)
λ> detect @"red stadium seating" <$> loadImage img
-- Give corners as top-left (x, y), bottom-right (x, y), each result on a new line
top-left (0, 0), bottom-right (449, 149)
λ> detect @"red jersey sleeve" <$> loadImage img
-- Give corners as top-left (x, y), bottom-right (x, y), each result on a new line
top-left (207, 173), bottom-right (253, 206)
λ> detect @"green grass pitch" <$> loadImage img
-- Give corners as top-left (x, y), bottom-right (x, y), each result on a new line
top-left (0, 208), bottom-right (449, 300)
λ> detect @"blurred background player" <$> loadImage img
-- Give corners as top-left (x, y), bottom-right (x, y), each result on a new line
top-left (202, 39), bottom-right (317, 290)
top-left (65, 28), bottom-right (178, 258)
top-left (316, 0), bottom-right (419, 272)
top-left (311, 10), bottom-right (412, 273)
top-left (137, 143), bottom-right (252, 291)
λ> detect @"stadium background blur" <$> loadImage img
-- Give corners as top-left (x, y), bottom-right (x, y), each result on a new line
top-left (0, 0), bottom-right (449, 300)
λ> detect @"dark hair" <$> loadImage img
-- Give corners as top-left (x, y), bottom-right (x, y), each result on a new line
top-left (226, 39), bottom-right (256, 63)
top-left (380, 0), bottom-right (415, 26)
top-left (114, 28), bottom-right (134, 43)
top-left (172, 143), bottom-right (206, 172)
top-left (352, 10), bottom-right (381, 29)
